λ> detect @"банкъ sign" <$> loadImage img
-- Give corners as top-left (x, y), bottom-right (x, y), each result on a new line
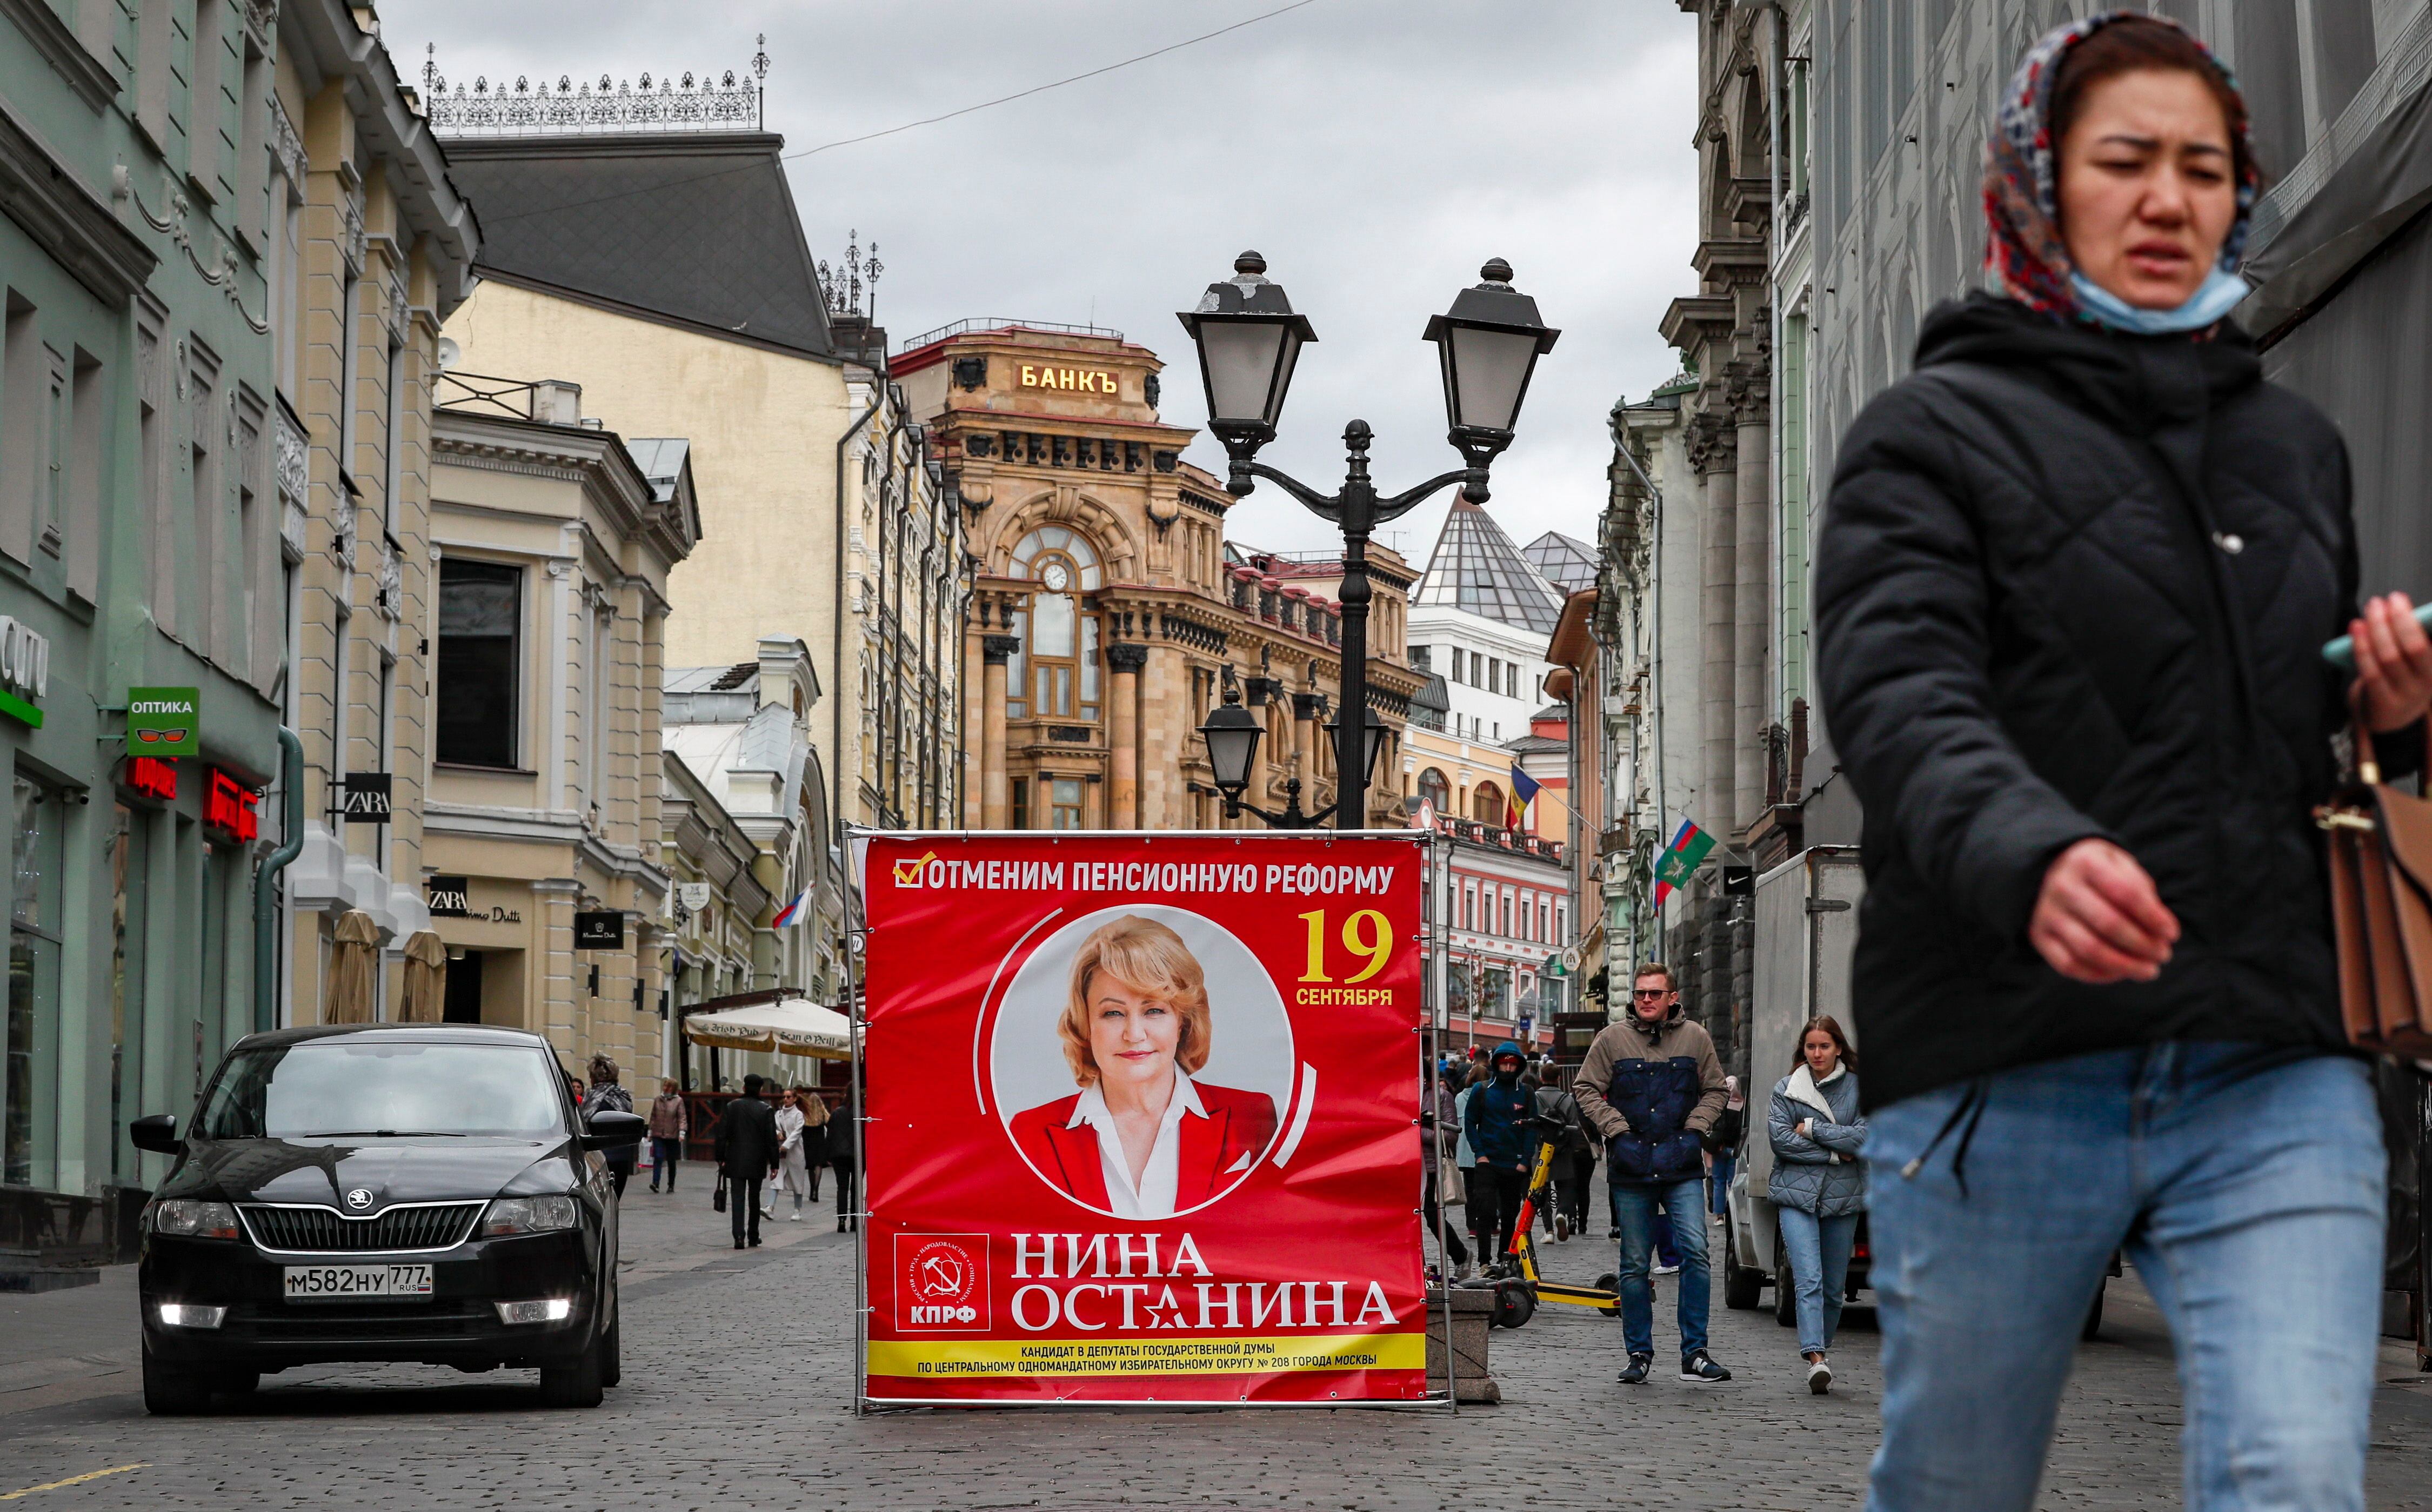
top-left (128, 687), bottom-right (199, 754)
top-left (1017, 363), bottom-right (1118, 396)
top-left (0, 618), bottom-right (48, 727)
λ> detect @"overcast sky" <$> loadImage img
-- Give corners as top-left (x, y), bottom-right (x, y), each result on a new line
top-left (387, 0), bottom-right (1699, 566)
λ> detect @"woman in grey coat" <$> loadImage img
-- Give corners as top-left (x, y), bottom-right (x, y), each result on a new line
top-left (1768, 1015), bottom-right (1865, 1394)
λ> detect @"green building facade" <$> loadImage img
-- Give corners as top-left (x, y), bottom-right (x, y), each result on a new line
top-left (1, 0), bottom-right (284, 1266)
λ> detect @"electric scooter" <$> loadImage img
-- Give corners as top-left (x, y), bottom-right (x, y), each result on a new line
top-left (1482, 1114), bottom-right (1619, 1329)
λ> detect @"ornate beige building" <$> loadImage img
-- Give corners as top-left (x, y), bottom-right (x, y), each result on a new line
top-left (893, 324), bottom-right (1418, 832)
top-left (270, 0), bottom-right (477, 1022)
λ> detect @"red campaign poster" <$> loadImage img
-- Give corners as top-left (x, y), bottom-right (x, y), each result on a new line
top-left (861, 832), bottom-right (1429, 1404)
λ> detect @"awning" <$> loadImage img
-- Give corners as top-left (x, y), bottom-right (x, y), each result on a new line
top-left (681, 997), bottom-right (856, 1060)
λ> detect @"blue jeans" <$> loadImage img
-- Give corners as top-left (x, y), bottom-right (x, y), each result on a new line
top-left (649, 1137), bottom-right (682, 1187)
top-left (1863, 1045), bottom-right (2384, 1512)
top-left (1612, 1177), bottom-right (1709, 1360)
top-left (1776, 1206), bottom-right (1858, 1356)
top-left (1709, 1154), bottom-right (1734, 1216)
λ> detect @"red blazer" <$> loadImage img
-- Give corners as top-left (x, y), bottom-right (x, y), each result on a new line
top-left (1008, 1081), bottom-right (1278, 1214)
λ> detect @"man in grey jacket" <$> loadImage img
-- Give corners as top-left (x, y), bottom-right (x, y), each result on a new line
top-left (1573, 963), bottom-right (1732, 1384)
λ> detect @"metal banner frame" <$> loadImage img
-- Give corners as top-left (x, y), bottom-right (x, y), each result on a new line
top-left (846, 826), bottom-right (1453, 1414)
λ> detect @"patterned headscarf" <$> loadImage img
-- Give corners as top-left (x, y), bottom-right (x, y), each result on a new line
top-left (1983, 11), bottom-right (2259, 319)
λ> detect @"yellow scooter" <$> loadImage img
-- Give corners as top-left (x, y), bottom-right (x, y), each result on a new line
top-left (1487, 1115), bottom-right (1619, 1328)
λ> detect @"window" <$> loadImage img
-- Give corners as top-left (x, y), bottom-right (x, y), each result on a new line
top-left (1418, 767), bottom-right (1451, 813)
top-left (1010, 777), bottom-right (1029, 831)
top-left (1500, 891), bottom-right (1513, 936)
top-left (66, 350), bottom-right (101, 597)
top-left (7, 774), bottom-right (62, 1190)
top-left (1473, 781), bottom-right (1504, 825)
top-left (108, 804), bottom-right (146, 1183)
top-left (1, 294), bottom-right (35, 561)
top-left (1008, 528), bottom-right (1102, 721)
top-left (190, 367), bottom-right (219, 659)
top-left (1462, 883), bottom-right (1475, 933)
top-left (436, 559), bottom-right (520, 768)
top-left (190, 0), bottom-right (227, 197)
top-left (1051, 778), bottom-right (1083, 831)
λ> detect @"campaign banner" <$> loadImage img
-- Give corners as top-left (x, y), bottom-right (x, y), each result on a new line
top-left (861, 832), bottom-right (1429, 1404)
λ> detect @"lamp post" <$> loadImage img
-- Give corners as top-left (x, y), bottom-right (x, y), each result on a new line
top-left (1197, 684), bottom-right (1388, 828)
top-left (1180, 252), bottom-right (1558, 831)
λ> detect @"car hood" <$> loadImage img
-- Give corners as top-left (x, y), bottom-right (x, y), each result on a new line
top-left (173, 1136), bottom-right (577, 1209)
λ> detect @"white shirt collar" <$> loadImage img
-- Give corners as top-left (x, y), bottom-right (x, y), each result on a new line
top-left (1069, 1068), bottom-right (1206, 1219)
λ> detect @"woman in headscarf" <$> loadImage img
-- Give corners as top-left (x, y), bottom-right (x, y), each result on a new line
top-left (1815, 15), bottom-right (2432, 1510)
top-left (582, 1055), bottom-right (638, 1199)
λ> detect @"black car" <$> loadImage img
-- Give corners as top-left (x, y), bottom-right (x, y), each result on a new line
top-left (130, 1024), bottom-right (646, 1413)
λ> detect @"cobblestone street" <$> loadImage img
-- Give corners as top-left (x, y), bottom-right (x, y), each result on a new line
top-left (2, 1186), bottom-right (2428, 1510)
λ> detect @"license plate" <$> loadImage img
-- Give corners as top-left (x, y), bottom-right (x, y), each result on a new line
top-left (282, 1264), bottom-right (433, 1301)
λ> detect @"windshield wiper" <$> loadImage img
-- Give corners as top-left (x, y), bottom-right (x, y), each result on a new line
top-left (304, 1129), bottom-right (471, 1139)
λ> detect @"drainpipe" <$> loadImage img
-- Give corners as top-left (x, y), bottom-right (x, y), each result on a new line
top-left (251, 726), bottom-right (304, 1035)
top-left (832, 384), bottom-right (885, 857)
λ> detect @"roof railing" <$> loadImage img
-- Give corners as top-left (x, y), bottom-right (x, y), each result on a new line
top-left (894, 317), bottom-right (1126, 352)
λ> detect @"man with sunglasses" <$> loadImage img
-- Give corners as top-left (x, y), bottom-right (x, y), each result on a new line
top-left (1573, 962), bottom-right (1732, 1385)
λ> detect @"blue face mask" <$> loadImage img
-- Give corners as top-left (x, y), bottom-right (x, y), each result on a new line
top-left (2068, 266), bottom-right (2251, 334)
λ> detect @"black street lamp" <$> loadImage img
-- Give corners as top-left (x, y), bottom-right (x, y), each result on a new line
top-left (1197, 685), bottom-right (1329, 829)
top-left (1180, 253), bottom-right (1558, 831)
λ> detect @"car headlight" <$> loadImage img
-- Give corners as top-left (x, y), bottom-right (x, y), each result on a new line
top-left (152, 1200), bottom-right (241, 1240)
top-left (480, 1195), bottom-right (579, 1237)
top-left (156, 1303), bottom-right (227, 1328)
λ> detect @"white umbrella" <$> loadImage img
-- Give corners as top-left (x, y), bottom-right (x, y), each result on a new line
top-left (682, 996), bottom-right (856, 1060)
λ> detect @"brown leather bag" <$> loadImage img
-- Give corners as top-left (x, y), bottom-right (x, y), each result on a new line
top-left (2319, 718), bottom-right (2432, 1058)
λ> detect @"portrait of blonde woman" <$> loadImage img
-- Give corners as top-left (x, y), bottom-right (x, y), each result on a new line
top-left (1006, 914), bottom-right (1278, 1219)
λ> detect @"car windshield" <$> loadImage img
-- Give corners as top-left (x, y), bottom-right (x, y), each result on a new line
top-left (197, 1041), bottom-right (569, 1140)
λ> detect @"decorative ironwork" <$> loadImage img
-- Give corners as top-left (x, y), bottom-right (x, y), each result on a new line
top-left (819, 229), bottom-right (881, 318)
top-left (422, 40), bottom-right (767, 137)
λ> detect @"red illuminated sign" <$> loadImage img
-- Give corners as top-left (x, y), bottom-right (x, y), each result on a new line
top-left (205, 768), bottom-right (258, 842)
top-left (125, 757), bottom-right (177, 801)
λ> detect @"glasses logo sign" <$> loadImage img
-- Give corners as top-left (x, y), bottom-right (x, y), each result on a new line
top-left (126, 687), bottom-right (200, 756)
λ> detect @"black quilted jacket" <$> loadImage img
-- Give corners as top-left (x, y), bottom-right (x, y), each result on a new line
top-left (1815, 293), bottom-right (2402, 1110)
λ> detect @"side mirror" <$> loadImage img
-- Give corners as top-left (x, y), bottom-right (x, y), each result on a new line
top-left (580, 1110), bottom-right (646, 1153)
top-left (129, 1114), bottom-right (181, 1154)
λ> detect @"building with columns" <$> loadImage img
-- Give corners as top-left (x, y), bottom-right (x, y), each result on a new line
top-left (890, 323), bottom-right (1420, 832)
top-left (421, 376), bottom-right (697, 1085)
top-left (271, 0), bottom-right (478, 1028)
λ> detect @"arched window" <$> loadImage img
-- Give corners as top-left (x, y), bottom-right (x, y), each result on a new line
top-left (1418, 767), bottom-right (1451, 813)
top-left (1007, 527), bottom-right (1103, 721)
top-left (1473, 781), bottom-right (1504, 825)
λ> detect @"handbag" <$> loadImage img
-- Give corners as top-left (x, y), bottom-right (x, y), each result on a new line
top-left (712, 1173), bottom-right (727, 1213)
top-left (2319, 713), bottom-right (2432, 1058)
top-left (1436, 1153), bottom-right (1465, 1208)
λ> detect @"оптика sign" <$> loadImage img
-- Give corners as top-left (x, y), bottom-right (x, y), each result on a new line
top-left (127, 687), bottom-right (200, 756)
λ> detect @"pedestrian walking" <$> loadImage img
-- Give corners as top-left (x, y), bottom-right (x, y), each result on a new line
top-left (1573, 963), bottom-right (1731, 1385)
top-left (827, 1088), bottom-right (859, 1233)
top-left (1814, 14), bottom-right (2431, 1509)
top-left (1531, 1069), bottom-right (1593, 1241)
top-left (797, 1085), bottom-right (831, 1202)
top-left (1461, 1042), bottom-right (1534, 1275)
top-left (1768, 1018), bottom-right (1866, 1395)
top-left (647, 1078), bottom-right (687, 1193)
top-left (713, 1074), bottom-right (780, 1249)
top-left (1453, 1062), bottom-right (1485, 1256)
top-left (582, 1055), bottom-right (637, 1199)
top-left (1707, 1075), bottom-right (1745, 1225)
top-left (771, 1088), bottom-right (811, 1221)
top-left (1421, 1069), bottom-right (1472, 1280)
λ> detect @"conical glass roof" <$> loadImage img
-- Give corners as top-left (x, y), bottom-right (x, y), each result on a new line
top-left (1413, 501), bottom-right (1566, 635)
top-left (1521, 531), bottom-right (1596, 592)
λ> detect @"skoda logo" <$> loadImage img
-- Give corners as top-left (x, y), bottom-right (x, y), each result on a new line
top-left (345, 1188), bottom-right (375, 1211)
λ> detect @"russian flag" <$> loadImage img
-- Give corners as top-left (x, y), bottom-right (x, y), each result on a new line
top-left (772, 888), bottom-right (810, 929)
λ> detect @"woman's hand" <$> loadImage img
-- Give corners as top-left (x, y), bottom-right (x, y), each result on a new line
top-left (2350, 592), bottom-right (2432, 733)
top-left (1795, 1118), bottom-right (1813, 1139)
top-left (2029, 838), bottom-right (2180, 984)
